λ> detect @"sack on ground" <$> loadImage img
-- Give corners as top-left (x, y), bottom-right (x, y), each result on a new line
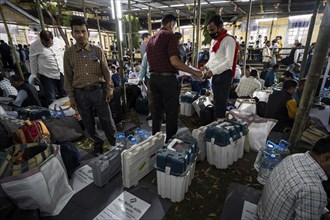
top-left (0, 144), bottom-right (74, 216)
top-left (227, 109), bottom-right (277, 152)
top-left (135, 95), bottom-right (148, 115)
top-left (234, 99), bottom-right (257, 114)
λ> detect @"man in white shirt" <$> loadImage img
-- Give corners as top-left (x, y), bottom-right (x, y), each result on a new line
top-left (262, 41), bottom-right (272, 71)
top-left (203, 15), bottom-right (236, 119)
top-left (30, 30), bottom-right (66, 106)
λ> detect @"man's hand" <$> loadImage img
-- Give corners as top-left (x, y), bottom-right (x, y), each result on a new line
top-left (70, 98), bottom-right (77, 110)
top-left (106, 92), bottom-right (113, 102)
top-left (204, 70), bottom-right (213, 79)
top-left (192, 70), bottom-right (203, 79)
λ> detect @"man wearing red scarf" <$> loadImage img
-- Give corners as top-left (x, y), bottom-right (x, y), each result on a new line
top-left (203, 15), bottom-right (238, 119)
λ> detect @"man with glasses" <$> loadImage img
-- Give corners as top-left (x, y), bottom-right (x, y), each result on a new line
top-left (30, 30), bottom-right (66, 106)
top-left (147, 14), bottom-right (203, 141)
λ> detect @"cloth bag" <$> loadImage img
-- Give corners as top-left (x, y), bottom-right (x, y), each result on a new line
top-left (0, 144), bottom-right (74, 216)
top-left (234, 98), bottom-right (257, 114)
top-left (227, 109), bottom-right (277, 152)
top-left (48, 97), bottom-right (76, 117)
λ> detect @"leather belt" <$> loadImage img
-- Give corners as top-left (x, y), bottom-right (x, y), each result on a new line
top-left (75, 84), bottom-right (102, 91)
top-left (150, 72), bottom-right (177, 76)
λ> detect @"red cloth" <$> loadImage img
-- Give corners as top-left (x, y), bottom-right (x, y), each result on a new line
top-left (211, 29), bottom-right (239, 78)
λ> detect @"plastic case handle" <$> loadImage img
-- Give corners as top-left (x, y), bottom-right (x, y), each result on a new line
top-left (167, 138), bottom-right (183, 152)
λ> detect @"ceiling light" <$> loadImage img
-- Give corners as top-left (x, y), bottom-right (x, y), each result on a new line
top-left (210, 1), bottom-right (227, 3)
top-left (159, 6), bottom-right (168, 8)
top-left (170, 4), bottom-right (184, 7)
top-left (289, 14), bottom-right (313, 20)
top-left (201, 2), bottom-right (208, 5)
top-left (255, 18), bottom-right (278, 23)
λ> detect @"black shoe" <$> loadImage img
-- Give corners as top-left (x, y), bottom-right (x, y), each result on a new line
top-left (93, 141), bottom-right (104, 156)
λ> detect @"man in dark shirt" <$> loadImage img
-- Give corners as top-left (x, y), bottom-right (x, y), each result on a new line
top-left (9, 75), bottom-right (41, 108)
top-left (147, 14), bottom-right (203, 141)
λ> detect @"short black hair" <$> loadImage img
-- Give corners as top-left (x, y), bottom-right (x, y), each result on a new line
top-left (10, 75), bottom-right (23, 82)
top-left (283, 71), bottom-right (294, 79)
top-left (245, 64), bottom-right (251, 69)
top-left (39, 30), bottom-right (53, 41)
top-left (161, 14), bottom-right (177, 26)
top-left (282, 79), bottom-right (298, 91)
top-left (312, 136), bottom-right (330, 155)
top-left (273, 64), bottom-right (279, 70)
top-left (250, 69), bottom-right (258, 77)
top-left (174, 32), bottom-right (182, 40)
top-left (207, 15), bottom-right (224, 27)
top-left (141, 33), bottom-right (150, 40)
top-left (71, 18), bottom-right (88, 30)
top-left (18, 44), bottom-right (23, 48)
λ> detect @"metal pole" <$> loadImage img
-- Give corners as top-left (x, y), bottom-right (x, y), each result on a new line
top-left (289, 0), bottom-right (330, 148)
top-left (177, 10), bottom-right (180, 30)
top-left (128, 0), bottom-right (134, 66)
top-left (243, 0), bottom-right (252, 76)
top-left (194, 0), bottom-right (201, 68)
top-left (35, 0), bottom-right (45, 31)
top-left (148, 3), bottom-right (152, 34)
top-left (192, 0), bottom-right (197, 66)
top-left (112, 0), bottom-right (127, 109)
top-left (0, 4), bottom-right (23, 80)
top-left (82, 0), bottom-right (87, 22)
top-left (96, 11), bottom-right (103, 49)
top-left (300, 0), bottom-right (321, 79)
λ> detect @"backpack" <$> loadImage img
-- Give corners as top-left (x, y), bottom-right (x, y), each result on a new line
top-left (13, 120), bottom-right (50, 144)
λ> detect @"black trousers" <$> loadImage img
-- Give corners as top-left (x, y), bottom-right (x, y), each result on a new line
top-left (75, 87), bottom-right (116, 146)
top-left (150, 74), bottom-right (180, 141)
top-left (212, 70), bottom-right (232, 119)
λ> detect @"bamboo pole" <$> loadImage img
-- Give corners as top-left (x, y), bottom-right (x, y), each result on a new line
top-left (112, 0), bottom-right (127, 109)
top-left (289, 0), bottom-right (330, 148)
top-left (300, 0), bottom-right (321, 79)
top-left (35, 0), bottom-right (45, 31)
top-left (194, 0), bottom-right (201, 68)
top-left (148, 3), bottom-right (152, 34)
top-left (0, 4), bottom-right (24, 80)
top-left (128, 0), bottom-right (134, 66)
top-left (243, 0), bottom-right (253, 76)
top-left (96, 11), bottom-right (103, 49)
top-left (82, 0), bottom-right (87, 22)
top-left (269, 12), bottom-right (275, 41)
top-left (192, 0), bottom-right (197, 66)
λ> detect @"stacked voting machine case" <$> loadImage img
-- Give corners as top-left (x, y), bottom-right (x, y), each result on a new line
top-left (180, 91), bottom-right (198, 116)
top-left (121, 132), bottom-right (165, 188)
top-left (156, 135), bottom-right (199, 202)
top-left (205, 120), bottom-right (248, 169)
top-left (91, 144), bottom-right (126, 187)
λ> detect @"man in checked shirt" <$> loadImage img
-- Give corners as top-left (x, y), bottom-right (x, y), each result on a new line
top-left (64, 19), bottom-right (116, 155)
top-left (257, 136), bottom-right (330, 220)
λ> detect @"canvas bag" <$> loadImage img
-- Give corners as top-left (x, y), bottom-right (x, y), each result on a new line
top-left (48, 97), bottom-right (76, 117)
top-left (43, 116), bottom-right (84, 143)
top-left (13, 120), bottom-right (50, 144)
top-left (227, 109), bottom-right (277, 152)
top-left (234, 98), bottom-right (257, 114)
top-left (0, 144), bottom-right (74, 216)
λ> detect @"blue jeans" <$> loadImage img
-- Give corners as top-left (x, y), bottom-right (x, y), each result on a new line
top-left (39, 73), bottom-right (66, 106)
